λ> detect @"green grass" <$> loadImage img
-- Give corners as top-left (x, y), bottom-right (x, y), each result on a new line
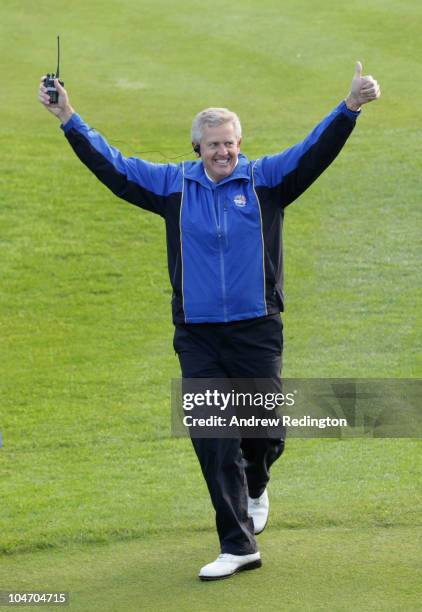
top-left (1, 527), bottom-right (421, 612)
top-left (0, 0), bottom-right (421, 609)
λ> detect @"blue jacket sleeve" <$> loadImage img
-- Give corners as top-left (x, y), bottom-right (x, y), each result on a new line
top-left (61, 114), bottom-right (180, 217)
top-left (254, 101), bottom-right (360, 208)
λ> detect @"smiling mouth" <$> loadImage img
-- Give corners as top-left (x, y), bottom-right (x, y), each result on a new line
top-left (213, 158), bottom-right (231, 166)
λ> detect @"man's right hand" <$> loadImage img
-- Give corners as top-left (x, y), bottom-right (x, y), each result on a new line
top-left (38, 76), bottom-right (74, 125)
top-left (345, 62), bottom-right (381, 111)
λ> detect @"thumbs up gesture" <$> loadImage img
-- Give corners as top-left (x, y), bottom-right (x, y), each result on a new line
top-left (345, 62), bottom-right (381, 111)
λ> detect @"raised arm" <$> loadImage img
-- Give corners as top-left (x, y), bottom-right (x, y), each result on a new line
top-left (254, 62), bottom-right (381, 208)
top-left (38, 78), bottom-right (179, 217)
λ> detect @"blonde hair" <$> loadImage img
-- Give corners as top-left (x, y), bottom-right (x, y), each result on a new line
top-left (191, 107), bottom-right (242, 144)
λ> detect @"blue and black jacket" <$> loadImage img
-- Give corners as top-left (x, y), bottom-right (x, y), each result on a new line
top-left (62, 100), bottom-right (360, 324)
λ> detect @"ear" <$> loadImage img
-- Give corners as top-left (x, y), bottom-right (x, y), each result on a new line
top-left (237, 137), bottom-right (242, 151)
top-left (192, 142), bottom-right (201, 157)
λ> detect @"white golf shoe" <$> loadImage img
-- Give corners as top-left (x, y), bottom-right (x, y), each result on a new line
top-left (248, 488), bottom-right (269, 535)
top-left (198, 552), bottom-right (262, 581)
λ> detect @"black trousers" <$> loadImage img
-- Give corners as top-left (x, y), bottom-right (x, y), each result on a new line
top-left (173, 314), bottom-right (285, 555)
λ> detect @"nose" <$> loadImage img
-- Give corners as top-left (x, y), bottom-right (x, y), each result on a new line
top-left (216, 143), bottom-right (228, 156)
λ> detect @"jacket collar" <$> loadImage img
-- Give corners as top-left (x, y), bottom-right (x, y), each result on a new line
top-left (184, 153), bottom-right (250, 189)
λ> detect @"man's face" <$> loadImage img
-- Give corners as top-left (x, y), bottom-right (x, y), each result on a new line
top-left (195, 122), bottom-right (241, 183)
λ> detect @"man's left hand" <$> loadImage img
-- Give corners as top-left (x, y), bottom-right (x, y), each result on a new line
top-left (346, 61), bottom-right (381, 111)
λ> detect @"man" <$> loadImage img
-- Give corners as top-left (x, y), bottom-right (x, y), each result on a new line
top-left (38, 62), bottom-right (380, 580)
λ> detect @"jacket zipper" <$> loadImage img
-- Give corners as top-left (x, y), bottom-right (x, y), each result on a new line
top-left (212, 190), bottom-right (228, 322)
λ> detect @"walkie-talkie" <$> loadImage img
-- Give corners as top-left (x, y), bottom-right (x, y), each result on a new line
top-left (44, 36), bottom-right (64, 104)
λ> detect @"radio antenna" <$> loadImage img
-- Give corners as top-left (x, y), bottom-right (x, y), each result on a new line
top-left (56, 35), bottom-right (61, 78)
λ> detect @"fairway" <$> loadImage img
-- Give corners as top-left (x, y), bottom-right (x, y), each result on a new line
top-left (1, 0), bottom-right (421, 610)
top-left (2, 526), bottom-right (421, 611)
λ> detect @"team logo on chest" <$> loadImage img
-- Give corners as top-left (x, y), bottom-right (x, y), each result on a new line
top-left (233, 194), bottom-right (247, 207)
